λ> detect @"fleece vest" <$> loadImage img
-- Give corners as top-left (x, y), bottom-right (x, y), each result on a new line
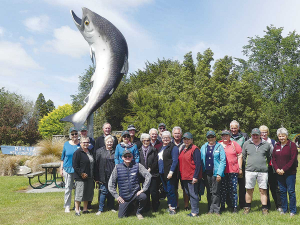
top-left (179, 144), bottom-right (200, 180)
top-left (116, 162), bottom-right (140, 201)
top-left (160, 142), bottom-right (177, 180)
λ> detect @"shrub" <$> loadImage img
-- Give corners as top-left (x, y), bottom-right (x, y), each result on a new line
top-left (36, 138), bottom-right (66, 157)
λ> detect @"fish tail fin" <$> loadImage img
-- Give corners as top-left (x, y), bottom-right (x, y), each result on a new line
top-left (60, 113), bottom-right (86, 130)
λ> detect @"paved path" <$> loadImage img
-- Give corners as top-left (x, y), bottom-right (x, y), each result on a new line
top-left (26, 183), bottom-right (65, 193)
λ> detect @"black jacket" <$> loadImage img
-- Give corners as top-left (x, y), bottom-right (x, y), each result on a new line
top-left (139, 146), bottom-right (159, 177)
top-left (132, 136), bottom-right (142, 149)
top-left (72, 147), bottom-right (94, 181)
top-left (94, 146), bottom-right (115, 183)
top-left (159, 142), bottom-right (178, 180)
top-left (95, 135), bottom-right (118, 150)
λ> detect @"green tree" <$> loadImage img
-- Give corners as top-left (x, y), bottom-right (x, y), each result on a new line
top-left (46, 100), bottom-right (55, 113)
top-left (242, 25), bottom-right (300, 133)
top-left (0, 87), bottom-right (40, 145)
top-left (34, 93), bottom-right (48, 120)
top-left (38, 104), bottom-right (73, 138)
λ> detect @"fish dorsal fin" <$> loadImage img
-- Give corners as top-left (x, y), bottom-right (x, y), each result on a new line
top-left (121, 55), bottom-right (128, 74)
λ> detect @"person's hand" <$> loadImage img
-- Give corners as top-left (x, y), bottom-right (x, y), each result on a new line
top-left (216, 175), bottom-right (221, 182)
top-left (137, 190), bottom-right (143, 196)
top-left (148, 168), bottom-right (151, 172)
top-left (276, 169), bottom-right (284, 175)
top-left (238, 168), bottom-right (243, 178)
top-left (167, 172), bottom-right (173, 179)
top-left (192, 178), bottom-right (198, 184)
top-left (60, 168), bottom-right (63, 177)
top-left (81, 173), bottom-right (88, 179)
top-left (117, 196), bottom-right (125, 204)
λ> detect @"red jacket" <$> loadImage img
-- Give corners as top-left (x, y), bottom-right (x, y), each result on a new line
top-left (272, 140), bottom-right (298, 175)
top-left (178, 144), bottom-right (201, 180)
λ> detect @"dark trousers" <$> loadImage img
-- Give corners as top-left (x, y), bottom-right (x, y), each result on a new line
top-left (144, 176), bottom-right (160, 212)
top-left (182, 180), bottom-right (199, 214)
top-left (267, 167), bottom-right (282, 209)
top-left (204, 174), bottom-right (221, 213)
top-left (238, 169), bottom-right (246, 208)
top-left (118, 193), bottom-right (147, 218)
top-left (221, 173), bottom-right (238, 209)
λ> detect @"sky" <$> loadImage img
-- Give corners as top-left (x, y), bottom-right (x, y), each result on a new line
top-left (1, 0), bottom-right (300, 107)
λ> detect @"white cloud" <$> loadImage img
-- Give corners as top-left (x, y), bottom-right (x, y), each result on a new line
top-left (19, 36), bottom-right (35, 45)
top-left (23, 15), bottom-right (50, 32)
top-left (54, 75), bottom-right (79, 83)
top-left (0, 41), bottom-right (42, 76)
top-left (44, 26), bottom-right (88, 58)
top-left (0, 27), bottom-right (4, 36)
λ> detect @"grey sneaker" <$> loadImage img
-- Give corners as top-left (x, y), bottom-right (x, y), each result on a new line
top-left (75, 212), bottom-right (81, 216)
top-left (136, 214), bottom-right (144, 220)
top-left (96, 211), bottom-right (102, 215)
top-left (262, 208), bottom-right (269, 215)
top-left (290, 213), bottom-right (295, 217)
top-left (277, 208), bottom-right (283, 212)
top-left (243, 207), bottom-right (250, 215)
top-left (280, 211), bottom-right (286, 215)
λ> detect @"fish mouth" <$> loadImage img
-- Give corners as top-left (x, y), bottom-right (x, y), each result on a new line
top-left (70, 10), bottom-right (82, 30)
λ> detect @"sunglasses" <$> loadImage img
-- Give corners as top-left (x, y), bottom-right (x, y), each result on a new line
top-left (143, 140), bottom-right (150, 142)
top-left (123, 135), bottom-right (130, 138)
top-left (71, 133), bottom-right (78, 136)
top-left (207, 136), bottom-right (215, 139)
top-left (123, 155), bottom-right (132, 158)
top-left (82, 142), bottom-right (89, 144)
top-left (159, 127), bottom-right (165, 130)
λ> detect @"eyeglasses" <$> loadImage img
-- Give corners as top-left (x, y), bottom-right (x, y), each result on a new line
top-left (143, 140), bottom-right (150, 142)
top-left (82, 142), bottom-right (89, 144)
top-left (159, 127), bottom-right (165, 130)
top-left (71, 133), bottom-right (78, 136)
top-left (123, 135), bottom-right (130, 138)
top-left (123, 155), bottom-right (132, 158)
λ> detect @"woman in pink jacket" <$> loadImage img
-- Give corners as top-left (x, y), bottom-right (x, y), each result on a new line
top-left (219, 130), bottom-right (243, 213)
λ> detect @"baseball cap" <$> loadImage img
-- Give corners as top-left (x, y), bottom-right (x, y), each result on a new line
top-left (183, 132), bottom-right (193, 139)
top-left (251, 128), bottom-right (261, 135)
top-left (206, 130), bottom-right (216, 137)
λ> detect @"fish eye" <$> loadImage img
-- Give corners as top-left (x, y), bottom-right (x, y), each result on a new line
top-left (85, 20), bottom-right (89, 26)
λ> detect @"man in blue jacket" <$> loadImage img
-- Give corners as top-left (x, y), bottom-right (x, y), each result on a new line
top-left (108, 150), bottom-right (151, 219)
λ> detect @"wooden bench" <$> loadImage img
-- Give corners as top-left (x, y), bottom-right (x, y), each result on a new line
top-left (25, 171), bottom-right (46, 189)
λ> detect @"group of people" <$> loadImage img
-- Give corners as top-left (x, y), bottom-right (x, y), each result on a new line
top-left (60, 120), bottom-right (298, 219)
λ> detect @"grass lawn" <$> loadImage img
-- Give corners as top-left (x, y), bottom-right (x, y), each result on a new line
top-left (0, 171), bottom-right (300, 225)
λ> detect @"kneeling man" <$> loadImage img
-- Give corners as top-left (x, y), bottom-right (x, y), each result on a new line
top-left (242, 128), bottom-right (271, 215)
top-left (108, 149), bottom-right (151, 219)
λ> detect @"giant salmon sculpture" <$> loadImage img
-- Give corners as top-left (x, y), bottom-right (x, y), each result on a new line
top-left (61, 7), bottom-right (128, 129)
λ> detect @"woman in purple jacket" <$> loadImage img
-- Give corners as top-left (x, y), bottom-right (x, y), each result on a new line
top-left (272, 127), bottom-right (298, 217)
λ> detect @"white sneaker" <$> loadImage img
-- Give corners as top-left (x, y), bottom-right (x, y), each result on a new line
top-left (96, 211), bottom-right (102, 215)
top-left (111, 209), bottom-right (117, 213)
top-left (65, 206), bottom-right (70, 213)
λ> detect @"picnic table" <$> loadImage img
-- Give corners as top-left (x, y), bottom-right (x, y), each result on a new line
top-left (25, 162), bottom-right (63, 189)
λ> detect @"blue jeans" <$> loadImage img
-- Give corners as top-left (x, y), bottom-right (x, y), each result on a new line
top-left (160, 174), bottom-right (177, 209)
top-left (277, 174), bottom-right (296, 214)
top-left (98, 183), bottom-right (114, 212)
